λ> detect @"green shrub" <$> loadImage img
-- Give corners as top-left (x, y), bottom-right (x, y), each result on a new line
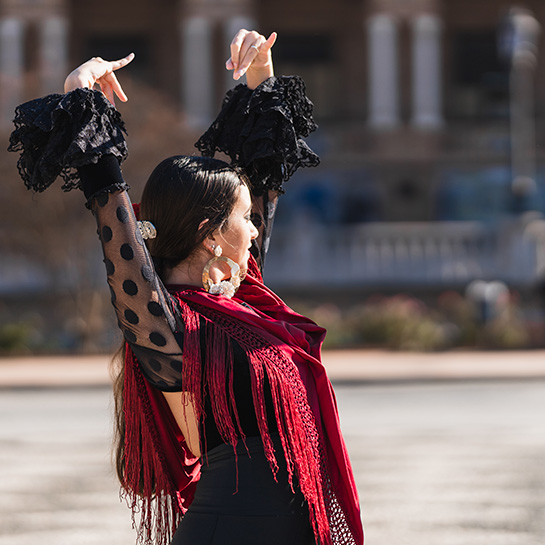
top-left (348, 295), bottom-right (449, 351)
top-left (296, 289), bottom-right (533, 351)
top-left (0, 322), bottom-right (32, 354)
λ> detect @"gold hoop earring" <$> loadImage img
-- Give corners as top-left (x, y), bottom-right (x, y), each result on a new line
top-left (202, 256), bottom-right (242, 298)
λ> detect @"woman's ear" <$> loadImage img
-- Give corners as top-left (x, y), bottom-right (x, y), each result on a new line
top-left (199, 219), bottom-right (216, 254)
top-left (203, 234), bottom-right (222, 256)
top-left (202, 237), bottom-right (215, 254)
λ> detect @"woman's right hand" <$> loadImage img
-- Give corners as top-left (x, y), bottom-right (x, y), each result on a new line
top-left (226, 30), bottom-right (276, 90)
top-left (64, 53), bottom-right (135, 105)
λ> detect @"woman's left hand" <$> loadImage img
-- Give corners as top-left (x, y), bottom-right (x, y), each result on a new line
top-left (64, 53), bottom-right (135, 105)
top-left (226, 30), bottom-right (276, 90)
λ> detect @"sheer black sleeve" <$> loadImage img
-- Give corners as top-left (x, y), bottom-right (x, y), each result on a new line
top-left (249, 189), bottom-right (279, 270)
top-left (195, 76), bottom-right (319, 271)
top-left (8, 90), bottom-right (184, 392)
top-left (88, 186), bottom-right (185, 391)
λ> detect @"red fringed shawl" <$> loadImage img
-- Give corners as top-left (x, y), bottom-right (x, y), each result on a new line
top-left (121, 256), bottom-right (364, 545)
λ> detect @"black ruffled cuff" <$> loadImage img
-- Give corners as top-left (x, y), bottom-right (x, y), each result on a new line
top-left (195, 76), bottom-right (320, 195)
top-left (8, 88), bottom-right (128, 193)
top-left (84, 183), bottom-right (131, 210)
top-left (77, 154), bottom-right (130, 208)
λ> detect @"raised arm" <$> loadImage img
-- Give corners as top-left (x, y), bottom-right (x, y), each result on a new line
top-left (64, 57), bottom-right (187, 390)
top-left (10, 57), bottom-right (185, 391)
top-left (226, 30), bottom-right (279, 269)
top-left (83, 168), bottom-right (185, 391)
top-left (196, 30), bottom-right (320, 273)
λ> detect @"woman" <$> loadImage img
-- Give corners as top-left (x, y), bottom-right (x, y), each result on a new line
top-left (9, 30), bottom-right (363, 545)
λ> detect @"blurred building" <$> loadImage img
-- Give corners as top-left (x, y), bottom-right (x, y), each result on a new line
top-left (2, 0), bottom-right (545, 294)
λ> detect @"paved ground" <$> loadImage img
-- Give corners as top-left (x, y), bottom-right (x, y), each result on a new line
top-left (338, 380), bottom-right (545, 545)
top-left (1, 352), bottom-right (544, 545)
top-left (0, 388), bottom-right (132, 545)
top-left (2, 349), bottom-right (545, 387)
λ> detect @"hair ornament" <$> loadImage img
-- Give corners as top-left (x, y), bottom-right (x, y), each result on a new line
top-left (138, 220), bottom-right (157, 240)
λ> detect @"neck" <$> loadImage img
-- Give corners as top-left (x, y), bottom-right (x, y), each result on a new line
top-left (164, 252), bottom-right (229, 287)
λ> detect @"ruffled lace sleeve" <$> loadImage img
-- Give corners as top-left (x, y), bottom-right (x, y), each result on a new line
top-left (8, 88), bottom-right (128, 193)
top-left (8, 89), bottom-right (184, 392)
top-left (195, 75), bottom-right (320, 196)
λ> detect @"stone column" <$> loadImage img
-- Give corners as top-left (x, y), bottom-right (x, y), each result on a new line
top-left (0, 17), bottom-right (25, 130)
top-left (40, 16), bottom-right (69, 95)
top-left (181, 16), bottom-right (214, 129)
top-left (223, 15), bottom-right (256, 91)
top-left (411, 14), bottom-right (443, 129)
top-left (367, 14), bottom-right (400, 129)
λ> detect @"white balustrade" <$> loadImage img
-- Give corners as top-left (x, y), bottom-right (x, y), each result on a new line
top-left (265, 221), bottom-right (539, 288)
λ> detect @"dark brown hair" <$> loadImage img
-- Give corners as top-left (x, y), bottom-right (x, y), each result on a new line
top-left (140, 155), bottom-right (247, 278)
top-left (112, 155), bottom-right (247, 489)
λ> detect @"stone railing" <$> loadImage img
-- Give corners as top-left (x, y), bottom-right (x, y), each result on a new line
top-left (3, 219), bottom-right (544, 294)
top-left (264, 219), bottom-right (543, 289)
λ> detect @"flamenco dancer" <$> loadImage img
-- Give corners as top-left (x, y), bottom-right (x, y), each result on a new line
top-left (10, 29), bottom-right (364, 545)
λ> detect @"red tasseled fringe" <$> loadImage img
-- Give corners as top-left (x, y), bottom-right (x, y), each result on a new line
top-left (121, 292), bottom-right (360, 545)
top-left (122, 346), bottom-right (182, 545)
top-left (178, 300), bottom-right (334, 545)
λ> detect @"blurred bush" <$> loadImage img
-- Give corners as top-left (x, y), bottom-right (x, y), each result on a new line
top-left (0, 288), bottom-right (534, 355)
top-left (302, 289), bottom-right (533, 351)
top-left (480, 294), bottom-right (530, 349)
top-left (0, 322), bottom-right (33, 354)
top-left (346, 295), bottom-right (447, 351)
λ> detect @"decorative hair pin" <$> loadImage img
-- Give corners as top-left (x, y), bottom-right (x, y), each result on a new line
top-left (138, 220), bottom-right (157, 240)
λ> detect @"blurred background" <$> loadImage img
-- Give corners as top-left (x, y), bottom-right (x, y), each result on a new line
top-left (1, 3), bottom-right (545, 545)
top-left (2, 0), bottom-right (545, 353)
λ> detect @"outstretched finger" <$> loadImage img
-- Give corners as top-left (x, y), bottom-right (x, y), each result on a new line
top-left (105, 71), bottom-right (129, 102)
top-left (98, 78), bottom-right (116, 105)
top-left (109, 53), bottom-right (135, 72)
top-left (260, 32), bottom-right (277, 53)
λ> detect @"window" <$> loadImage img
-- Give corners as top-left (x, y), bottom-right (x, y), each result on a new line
top-left (272, 33), bottom-right (339, 120)
top-left (449, 30), bottom-right (509, 119)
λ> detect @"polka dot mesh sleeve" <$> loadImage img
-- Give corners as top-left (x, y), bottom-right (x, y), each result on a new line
top-left (90, 188), bottom-right (184, 392)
